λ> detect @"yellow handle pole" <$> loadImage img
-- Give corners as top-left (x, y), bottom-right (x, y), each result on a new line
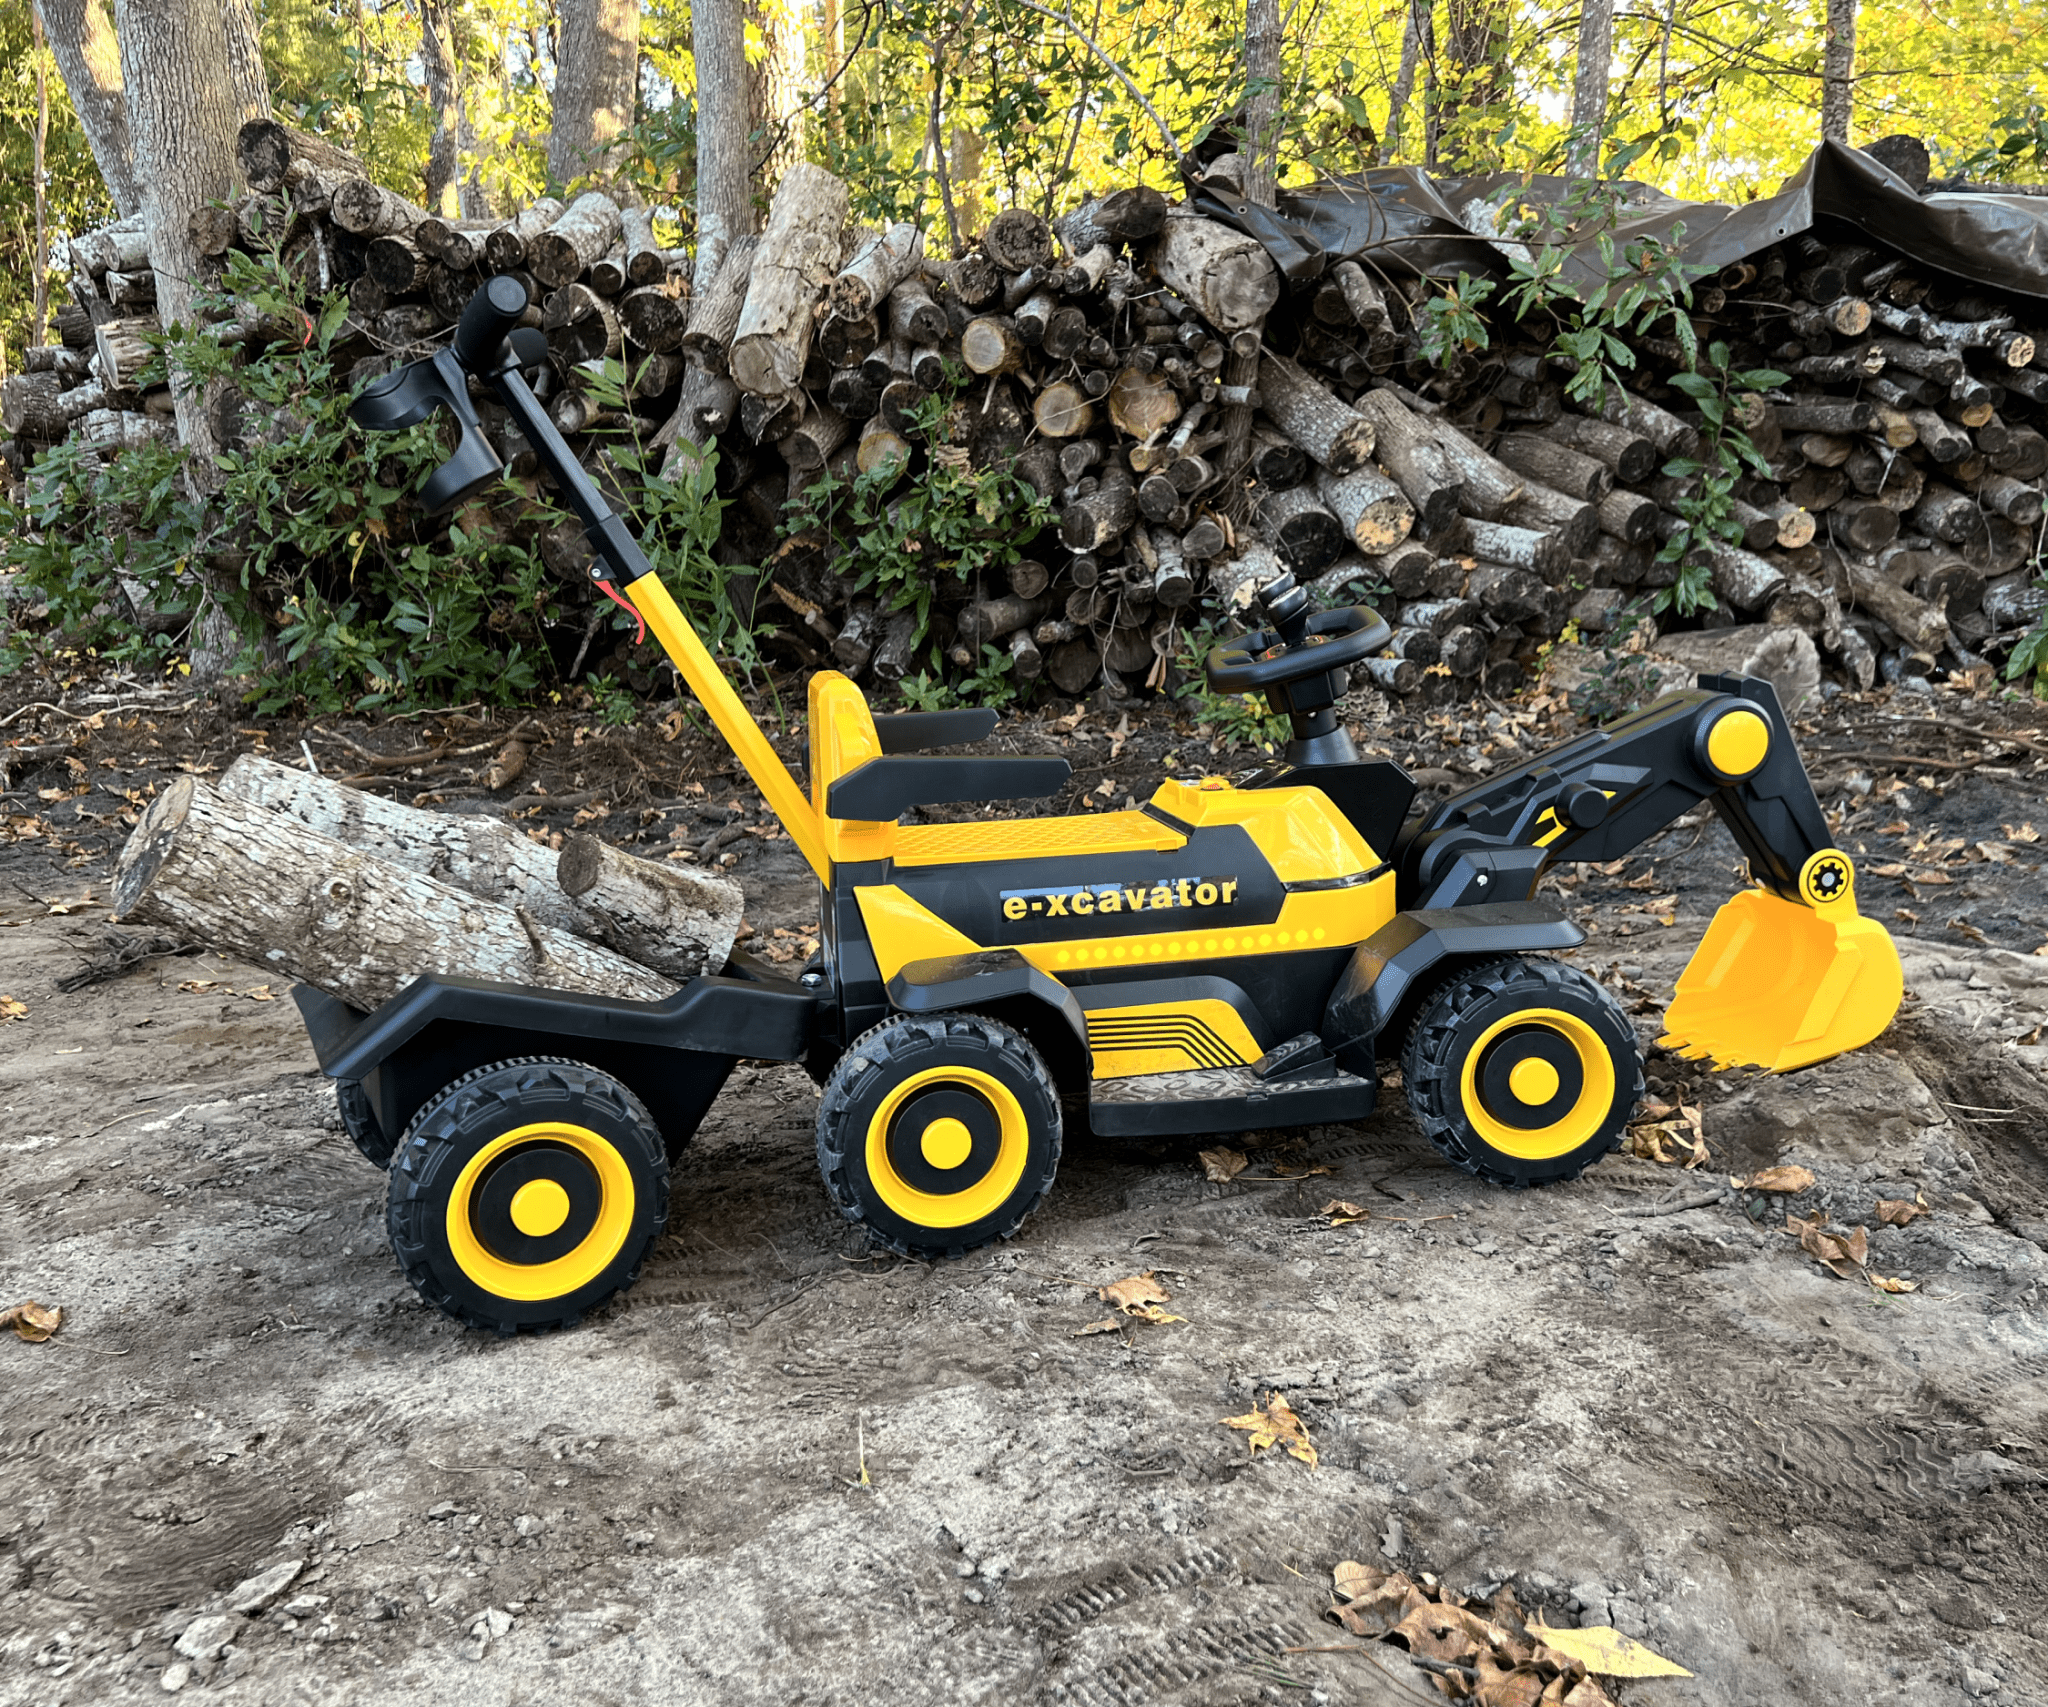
top-left (622, 570), bottom-right (830, 883)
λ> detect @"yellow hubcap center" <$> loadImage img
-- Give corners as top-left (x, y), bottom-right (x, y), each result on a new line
top-left (920, 1116), bottom-right (973, 1170)
top-left (509, 1177), bottom-right (572, 1238)
top-left (1706, 707), bottom-right (1771, 777)
top-left (1508, 1056), bottom-right (1561, 1105)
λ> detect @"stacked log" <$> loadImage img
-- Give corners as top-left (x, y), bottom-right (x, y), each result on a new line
top-left (7, 125), bottom-right (2047, 703)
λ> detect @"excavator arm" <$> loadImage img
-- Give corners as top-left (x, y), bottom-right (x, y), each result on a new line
top-left (1393, 674), bottom-right (1903, 1071)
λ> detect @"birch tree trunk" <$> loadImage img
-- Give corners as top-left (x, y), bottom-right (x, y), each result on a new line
top-left (1565, 0), bottom-right (1613, 177)
top-left (1821, 0), bottom-right (1856, 143)
top-left (32, 0), bottom-right (140, 218)
top-left (693, 0), bottom-right (754, 291)
top-left (550, 0), bottom-right (641, 186)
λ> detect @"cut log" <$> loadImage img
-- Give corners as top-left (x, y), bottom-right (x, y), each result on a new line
top-left (238, 119), bottom-right (363, 195)
top-left (366, 233), bottom-right (430, 295)
top-left (981, 208), bottom-right (1054, 274)
top-left (528, 190), bottom-right (624, 290)
top-left (679, 235), bottom-right (760, 375)
top-left (542, 284), bottom-right (622, 364)
top-left (93, 317), bottom-right (159, 390)
top-left (1257, 486), bottom-right (1348, 574)
top-left (1210, 537), bottom-right (1286, 611)
top-left (778, 403), bottom-right (850, 473)
top-left (1249, 423), bottom-right (1308, 488)
top-left (1466, 562), bottom-right (1554, 625)
top-left (1149, 213), bottom-right (1280, 331)
top-left (70, 216), bottom-right (151, 277)
top-left (1557, 414), bottom-right (1658, 483)
top-left (1315, 464), bottom-right (1417, 554)
top-left (1843, 556), bottom-right (1951, 652)
top-left (1463, 518), bottom-right (1568, 578)
top-left (731, 165), bottom-right (850, 397)
top-left (1597, 488), bottom-right (1659, 544)
top-left (1060, 474), bottom-right (1138, 552)
top-left (1032, 380), bottom-right (1095, 439)
top-left (554, 831), bottom-right (749, 983)
top-left (619, 206), bottom-right (664, 287)
top-left (855, 414), bottom-right (912, 479)
top-left (1353, 389), bottom-right (1462, 534)
top-left (1501, 481), bottom-right (1598, 555)
top-left (1428, 418), bottom-right (1524, 521)
top-left (1492, 434), bottom-right (1613, 501)
top-left (619, 278), bottom-right (691, 352)
top-left (1054, 187), bottom-right (1170, 253)
top-left (929, 253), bottom-right (1001, 307)
top-left (1651, 625), bottom-right (1822, 714)
top-left (1261, 352), bottom-right (1375, 472)
top-left (886, 277), bottom-right (949, 346)
top-left (115, 778), bottom-right (676, 1009)
top-left (215, 753), bottom-right (742, 983)
top-left (1047, 637), bottom-right (1103, 695)
top-left (1829, 494), bottom-right (1901, 551)
top-left (1909, 482), bottom-right (1992, 554)
top-left (962, 315), bottom-right (1027, 376)
top-left (831, 222), bottom-right (923, 318)
top-left (485, 197), bottom-right (567, 272)
top-left (1707, 545), bottom-right (1788, 612)
top-left (1106, 366), bottom-right (1181, 439)
top-left (330, 178), bottom-right (430, 239)
top-left (414, 217), bottom-right (495, 271)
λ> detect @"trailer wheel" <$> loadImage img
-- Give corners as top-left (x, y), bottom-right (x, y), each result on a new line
top-left (387, 1057), bottom-right (669, 1334)
top-left (337, 1079), bottom-right (393, 1170)
top-left (1403, 957), bottom-right (1642, 1187)
top-left (816, 1013), bottom-right (1061, 1260)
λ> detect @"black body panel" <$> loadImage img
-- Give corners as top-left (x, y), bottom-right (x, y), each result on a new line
top-left (827, 754), bottom-right (1073, 820)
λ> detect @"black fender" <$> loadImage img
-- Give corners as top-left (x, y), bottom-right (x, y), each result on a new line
top-left (294, 962), bottom-right (817, 1157)
top-left (886, 950), bottom-right (1093, 1097)
top-left (1321, 902), bottom-right (1587, 1069)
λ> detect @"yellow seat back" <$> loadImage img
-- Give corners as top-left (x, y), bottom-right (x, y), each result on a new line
top-left (808, 671), bottom-right (897, 865)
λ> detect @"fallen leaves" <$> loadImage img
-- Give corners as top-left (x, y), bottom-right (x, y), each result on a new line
top-left (1625, 1101), bottom-right (1707, 1168)
top-left (1327, 1563), bottom-right (1686, 1702)
top-left (1876, 1195), bottom-right (1928, 1227)
top-left (0, 996), bottom-right (24, 1023)
top-left (177, 980), bottom-right (277, 1001)
top-left (1222, 1392), bottom-right (1317, 1467)
top-left (2, 1301), bottom-right (61, 1343)
top-left (1077, 1270), bottom-right (1187, 1336)
top-left (1786, 1213), bottom-right (1918, 1293)
top-left (1734, 1164), bottom-right (1815, 1194)
top-left (1198, 1146), bottom-right (1248, 1182)
top-left (1320, 1199), bottom-right (1371, 1227)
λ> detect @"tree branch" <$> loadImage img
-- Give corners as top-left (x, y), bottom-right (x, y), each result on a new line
top-left (998, 0), bottom-right (1186, 166)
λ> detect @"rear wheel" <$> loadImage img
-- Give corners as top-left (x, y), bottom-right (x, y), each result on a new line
top-left (817, 1013), bottom-right (1061, 1260)
top-left (388, 1057), bottom-right (669, 1333)
top-left (337, 1079), bottom-right (392, 1169)
top-left (1403, 957), bottom-right (1642, 1187)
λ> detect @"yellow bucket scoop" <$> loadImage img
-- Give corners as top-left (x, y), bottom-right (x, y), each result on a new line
top-left (1659, 888), bottom-right (1904, 1072)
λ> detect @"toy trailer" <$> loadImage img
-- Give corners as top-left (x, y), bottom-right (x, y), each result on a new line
top-left (297, 279), bottom-right (1903, 1333)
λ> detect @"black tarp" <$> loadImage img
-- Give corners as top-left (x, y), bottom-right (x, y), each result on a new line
top-left (1195, 141), bottom-right (2048, 302)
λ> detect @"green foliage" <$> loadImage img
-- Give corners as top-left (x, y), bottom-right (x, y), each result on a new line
top-left (1956, 103), bottom-right (2048, 181)
top-left (1571, 603), bottom-right (1666, 723)
top-left (1655, 342), bottom-right (1788, 618)
top-left (587, 673), bottom-right (639, 726)
top-left (782, 378), bottom-right (1054, 697)
top-left (1416, 274), bottom-right (1497, 368)
top-left (1170, 617), bottom-right (1289, 752)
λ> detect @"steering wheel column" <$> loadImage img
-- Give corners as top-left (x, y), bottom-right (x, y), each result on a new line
top-left (1204, 572), bottom-right (1391, 768)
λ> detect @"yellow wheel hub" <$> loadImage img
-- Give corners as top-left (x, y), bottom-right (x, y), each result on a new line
top-left (1459, 1007), bottom-right (1617, 1160)
top-left (919, 1116), bottom-right (974, 1170)
top-left (509, 1177), bottom-right (572, 1238)
top-left (446, 1122), bottom-right (635, 1302)
top-left (1508, 1056), bottom-right (1561, 1106)
top-left (865, 1065), bottom-right (1029, 1230)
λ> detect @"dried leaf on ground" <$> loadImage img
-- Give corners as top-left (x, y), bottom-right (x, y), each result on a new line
top-left (178, 979), bottom-right (225, 994)
top-left (1222, 1392), bottom-right (1317, 1467)
top-left (1530, 1624), bottom-right (1692, 1678)
top-left (2, 1300), bottom-right (62, 1342)
top-left (1333, 1559), bottom-right (1386, 1600)
top-left (1123, 1302), bottom-right (1185, 1324)
top-left (1869, 1272), bottom-right (1920, 1293)
top-left (1876, 1196), bottom-right (1928, 1226)
top-left (1786, 1212), bottom-right (1870, 1281)
top-left (1097, 1270), bottom-right (1172, 1313)
top-left (1267, 1161), bottom-right (1332, 1180)
top-left (1738, 1164), bottom-right (1816, 1194)
top-left (1625, 1100), bottom-right (1707, 1168)
top-left (1074, 1318), bottom-right (1124, 1337)
top-left (1198, 1146), bottom-right (1247, 1182)
top-left (0, 996), bottom-right (24, 1023)
top-left (1320, 1199), bottom-right (1371, 1226)
top-left (1561, 1681), bottom-right (1620, 1707)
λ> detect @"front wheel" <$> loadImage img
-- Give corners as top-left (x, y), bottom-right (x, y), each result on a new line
top-left (388, 1057), bottom-right (669, 1333)
top-left (816, 1013), bottom-right (1062, 1259)
top-left (1403, 957), bottom-right (1642, 1187)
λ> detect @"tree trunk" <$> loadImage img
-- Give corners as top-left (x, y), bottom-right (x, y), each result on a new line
top-left (1565, 0), bottom-right (1613, 176)
top-left (33, 0), bottom-right (139, 218)
top-left (692, 0), bottom-right (753, 290)
top-left (422, 0), bottom-right (466, 218)
top-left (31, 7), bottom-right (50, 350)
top-left (217, 755), bottom-right (742, 982)
top-left (550, 0), bottom-right (641, 186)
top-left (747, 0), bottom-right (808, 186)
top-left (730, 163), bottom-right (848, 397)
top-left (1241, 0), bottom-right (1282, 204)
top-left (220, 0), bottom-right (270, 124)
top-left (1821, 0), bottom-right (1856, 143)
top-left (116, 779), bottom-right (677, 1009)
top-left (1384, 0), bottom-right (1425, 162)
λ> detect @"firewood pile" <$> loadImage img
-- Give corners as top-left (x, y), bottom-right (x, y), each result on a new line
top-left (7, 118), bottom-right (2046, 705)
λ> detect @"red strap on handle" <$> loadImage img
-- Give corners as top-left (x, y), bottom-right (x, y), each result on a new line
top-left (597, 577), bottom-right (646, 646)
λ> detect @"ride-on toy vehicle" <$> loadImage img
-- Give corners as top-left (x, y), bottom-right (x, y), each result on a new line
top-left (298, 278), bottom-right (1905, 1332)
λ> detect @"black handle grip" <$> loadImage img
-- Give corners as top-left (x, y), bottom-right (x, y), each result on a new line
top-left (452, 276), bottom-right (529, 372)
top-left (1205, 605), bottom-right (1391, 694)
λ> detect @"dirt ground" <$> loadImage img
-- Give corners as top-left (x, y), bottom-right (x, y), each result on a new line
top-left (3, 666), bottom-right (2048, 1707)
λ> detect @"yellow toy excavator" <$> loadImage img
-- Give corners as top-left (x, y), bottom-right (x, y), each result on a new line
top-left (298, 279), bottom-right (1904, 1334)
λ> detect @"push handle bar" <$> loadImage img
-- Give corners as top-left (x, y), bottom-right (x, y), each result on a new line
top-left (452, 276), bottom-right (530, 373)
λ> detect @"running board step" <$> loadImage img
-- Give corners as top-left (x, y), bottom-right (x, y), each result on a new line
top-left (1088, 1063), bottom-right (1376, 1138)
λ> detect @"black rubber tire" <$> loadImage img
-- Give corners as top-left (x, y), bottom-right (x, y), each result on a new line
top-left (388, 1056), bottom-right (669, 1334)
top-left (337, 1079), bottom-right (393, 1170)
top-left (816, 1013), bottom-right (1061, 1260)
top-left (1402, 956), bottom-right (1643, 1188)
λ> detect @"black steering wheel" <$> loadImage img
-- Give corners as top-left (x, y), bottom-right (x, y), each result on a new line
top-left (1205, 574), bottom-right (1391, 698)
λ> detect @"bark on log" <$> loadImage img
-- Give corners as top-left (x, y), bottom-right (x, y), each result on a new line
top-left (93, 316), bottom-right (158, 390)
top-left (237, 119), bottom-right (363, 195)
top-left (731, 164), bottom-right (850, 396)
top-left (331, 178), bottom-right (430, 239)
top-left (528, 190), bottom-right (624, 290)
top-left (1708, 545), bottom-right (1789, 611)
top-left (1464, 518), bottom-right (1568, 577)
top-left (1261, 352), bottom-right (1375, 472)
top-left (1257, 486), bottom-right (1348, 574)
top-left (1557, 415), bottom-right (1657, 483)
top-left (620, 206), bottom-right (664, 287)
top-left (1428, 418), bottom-right (1524, 520)
top-left (555, 832), bottom-right (748, 982)
top-left (831, 222), bottom-right (923, 319)
top-left (1315, 464), bottom-right (1417, 554)
top-left (484, 197), bottom-right (567, 272)
top-left (1210, 538), bottom-right (1286, 611)
top-left (1054, 187), bottom-right (1170, 253)
top-left (679, 235), bottom-right (760, 375)
top-left (886, 278), bottom-right (949, 346)
top-left (1353, 389), bottom-right (1462, 534)
top-left (1844, 556), bottom-right (1951, 652)
top-left (1492, 433), bottom-right (1613, 501)
top-left (981, 209), bottom-right (1053, 273)
top-left (115, 778), bottom-right (676, 1009)
top-left (1149, 213), bottom-right (1281, 331)
top-left (1597, 487), bottom-right (1658, 544)
top-left (962, 316), bottom-right (1026, 375)
top-left (619, 279), bottom-right (691, 351)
